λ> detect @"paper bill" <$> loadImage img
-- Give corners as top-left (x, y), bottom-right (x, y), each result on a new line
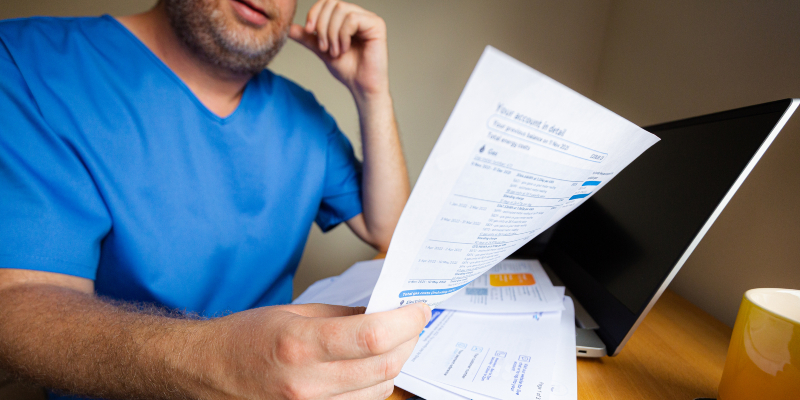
top-left (394, 296), bottom-right (577, 400)
top-left (401, 308), bottom-right (561, 400)
top-left (366, 46), bottom-right (659, 313)
top-left (438, 259), bottom-right (564, 313)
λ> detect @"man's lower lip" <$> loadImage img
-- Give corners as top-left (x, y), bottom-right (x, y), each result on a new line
top-left (230, 0), bottom-right (269, 26)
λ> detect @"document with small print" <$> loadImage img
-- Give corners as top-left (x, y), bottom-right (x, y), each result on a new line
top-left (394, 296), bottom-right (578, 400)
top-left (438, 259), bottom-right (564, 313)
top-left (366, 46), bottom-right (659, 313)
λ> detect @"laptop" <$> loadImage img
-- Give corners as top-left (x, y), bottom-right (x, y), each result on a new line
top-left (512, 98), bottom-right (799, 357)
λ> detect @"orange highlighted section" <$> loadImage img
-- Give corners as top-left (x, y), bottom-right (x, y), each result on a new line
top-left (489, 273), bottom-right (535, 287)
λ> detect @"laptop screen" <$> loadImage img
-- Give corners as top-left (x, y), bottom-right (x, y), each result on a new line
top-left (541, 99), bottom-right (796, 355)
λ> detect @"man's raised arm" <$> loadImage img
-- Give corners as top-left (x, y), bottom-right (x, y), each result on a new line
top-left (289, 0), bottom-right (411, 252)
top-left (0, 269), bottom-right (430, 399)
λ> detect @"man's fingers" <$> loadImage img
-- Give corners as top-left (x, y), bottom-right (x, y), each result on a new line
top-left (330, 380), bottom-right (395, 400)
top-left (289, 24), bottom-right (329, 61)
top-left (313, 303), bottom-right (431, 361)
top-left (338, 12), bottom-right (361, 55)
top-left (326, 335), bottom-right (418, 393)
top-left (289, 23), bottom-right (315, 47)
top-left (315, 338), bottom-right (417, 397)
top-left (305, 0), bottom-right (326, 33)
top-left (283, 302), bottom-right (365, 318)
top-left (301, 0), bottom-right (384, 59)
top-left (327, 2), bottom-right (350, 57)
top-left (315, 0), bottom-right (338, 51)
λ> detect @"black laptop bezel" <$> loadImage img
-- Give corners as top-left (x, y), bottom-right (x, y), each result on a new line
top-left (540, 99), bottom-right (796, 356)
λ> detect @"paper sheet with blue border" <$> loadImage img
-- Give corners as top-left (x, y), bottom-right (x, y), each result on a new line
top-left (366, 46), bottom-right (658, 314)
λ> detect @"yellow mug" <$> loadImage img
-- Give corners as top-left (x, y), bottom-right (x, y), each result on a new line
top-left (718, 288), bottom-right (800, 400)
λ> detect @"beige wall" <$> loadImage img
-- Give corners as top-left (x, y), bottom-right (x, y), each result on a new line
top-left (593, 0), bottom-right (800, 326)
top-left (0, 0), bottom-right (157, 19)
top-left (3, 1), bottom-right (799, 327)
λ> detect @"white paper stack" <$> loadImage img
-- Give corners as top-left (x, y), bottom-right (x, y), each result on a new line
top-left (293, 260), bottom-right (577, 400)
top-left (292, 259), bottom-right (383, 307)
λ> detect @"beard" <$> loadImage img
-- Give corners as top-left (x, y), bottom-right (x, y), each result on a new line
top-left (163, 0), bottom-right (290, 75)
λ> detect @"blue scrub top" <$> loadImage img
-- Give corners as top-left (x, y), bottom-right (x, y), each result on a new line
top-left (0, 16), bottom-right (363, 316)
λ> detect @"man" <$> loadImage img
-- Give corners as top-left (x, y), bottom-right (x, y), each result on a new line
top-left (0, 0), bottom-right (430, 399)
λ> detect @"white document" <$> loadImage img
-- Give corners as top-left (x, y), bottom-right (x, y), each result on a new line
top-left (292, 259), bottom-right (383, 307)
top-left (394, 296), bottom-right (577, 400)
top-left (394, 372), bottom-right (480, 400)
top-left (438, 259), bottom-right (563, 313)
top-left (394, 297), bottom-right (578, 400)
top-left (401, 309), bottom-right (561, 400)
top-left (366, 46), bottom-right (659, 313)
top-left (548, 298), bottom-right (577, 400)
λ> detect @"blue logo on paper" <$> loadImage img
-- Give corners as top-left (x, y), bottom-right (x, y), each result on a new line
top-left (399, 284), bottom-right (469, 298)
top-left (419, 309), bottom-right (445, 337)
top-left (426, 309), bottom-right (444, 328)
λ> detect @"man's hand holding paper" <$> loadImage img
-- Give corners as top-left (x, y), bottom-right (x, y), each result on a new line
top-left (209, 301), bottom-right (430, 399)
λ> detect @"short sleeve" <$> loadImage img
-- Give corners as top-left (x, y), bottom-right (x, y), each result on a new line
top-left (314, 127), bottom-right (363, 232)
top-left (0, 40), bottom-right (111, 279)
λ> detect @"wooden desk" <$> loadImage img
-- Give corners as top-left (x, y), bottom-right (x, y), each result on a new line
top-left (387, 289), bottom-right (733, 400)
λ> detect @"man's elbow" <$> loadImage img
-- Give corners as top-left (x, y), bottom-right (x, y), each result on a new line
top-left (363, 227), bottom-right (392, 253)
top-left (373, 237), bottom-right (390, 254)
top-left (346, 214), bottom-right (394, 252)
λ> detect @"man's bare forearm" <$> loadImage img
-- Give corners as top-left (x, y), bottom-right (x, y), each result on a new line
top-left (291, 1), bottom-right (409, 251)
top-left (0, 273), bottom-right (431, 400)
top-left (355, 91), bottom-right (410, 250)
top-left (0, 283), bottom-right (222, 399)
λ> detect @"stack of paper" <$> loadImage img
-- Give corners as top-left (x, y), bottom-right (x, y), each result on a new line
top-left (293, 259), bottom-right (577, 400)
top-left (292, 259), bottom-right (382, 307)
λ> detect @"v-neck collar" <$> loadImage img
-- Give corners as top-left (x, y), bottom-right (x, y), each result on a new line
top-left (103, 14), bottom-right (254, 125)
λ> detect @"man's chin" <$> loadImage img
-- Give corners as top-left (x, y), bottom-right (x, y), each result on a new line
top-left (164, 0), bottom-right (287, 75)
top-left (213, 32), bottom-right (288, 75)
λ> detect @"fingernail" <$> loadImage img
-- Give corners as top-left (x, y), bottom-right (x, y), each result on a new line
top-left (420, 303), bottom-right (432, 323)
